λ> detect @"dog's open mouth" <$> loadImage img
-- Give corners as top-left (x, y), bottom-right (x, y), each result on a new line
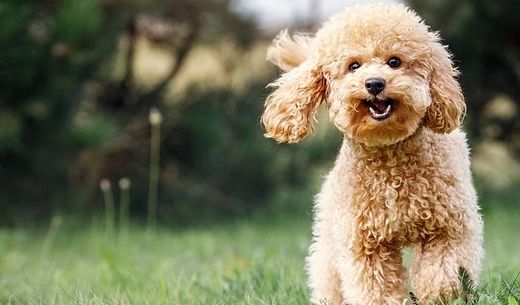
top-left (364, 98), bottom-right (393, 120)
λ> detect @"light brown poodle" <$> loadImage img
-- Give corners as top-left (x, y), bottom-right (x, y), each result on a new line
top-left (261, 3), bottom-right (483, 305)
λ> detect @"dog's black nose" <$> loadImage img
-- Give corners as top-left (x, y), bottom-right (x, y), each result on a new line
top-left (365, 78), bottom-right (386, 95)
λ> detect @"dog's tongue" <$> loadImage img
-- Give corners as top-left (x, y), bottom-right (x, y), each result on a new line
top-left (371, 100), bottom-right (388, 113)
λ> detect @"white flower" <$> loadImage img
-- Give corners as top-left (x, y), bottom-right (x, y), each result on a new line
top-left (118, 177), bottom-right (131, 190)
top-left (99, 178), bottom-right (111, 191)
top-left (149, 107), bottom-right (162, 126)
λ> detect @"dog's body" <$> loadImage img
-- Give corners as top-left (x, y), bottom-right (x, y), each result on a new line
top-left (308, 128), bottom-right (482, 305)
top-left (261, 3), bottom-right (483, 305)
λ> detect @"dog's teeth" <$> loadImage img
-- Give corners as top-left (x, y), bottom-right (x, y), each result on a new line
top-left (369, 104), bottom-right (392, 119)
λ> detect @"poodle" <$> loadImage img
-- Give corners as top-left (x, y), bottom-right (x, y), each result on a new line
top-left (261, 3), bottom-right (483, 305)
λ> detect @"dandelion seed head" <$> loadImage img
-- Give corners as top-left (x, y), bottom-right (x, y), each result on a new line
top-left (99, 178), bottom-right (111, 191)
top-left (119, 177), bottom-right (131, 189)
top-left (149, 107), bottom-right (162, 126)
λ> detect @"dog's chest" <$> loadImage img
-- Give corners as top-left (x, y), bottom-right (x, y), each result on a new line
top-left (348, 146), bottom-right (463, 245)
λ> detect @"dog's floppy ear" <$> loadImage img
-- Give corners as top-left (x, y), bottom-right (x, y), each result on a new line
top-left (262, 59), bottom-right (327, 143)
top-left (425, 39), bottom-right (466, 133)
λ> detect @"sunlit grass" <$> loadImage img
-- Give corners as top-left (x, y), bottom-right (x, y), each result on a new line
top-left (0, 216), bottom-right (309, 305)
top-left (0, 200), bottom-right (518, 305)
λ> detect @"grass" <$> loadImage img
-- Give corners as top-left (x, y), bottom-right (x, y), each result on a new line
top-left (0, 200), bottom-right (519, 305)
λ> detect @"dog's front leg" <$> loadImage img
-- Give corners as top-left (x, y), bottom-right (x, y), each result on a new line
top-left (411, 231), bottom-right (483, 304)
top-left (307, 186), bottom-right (344, 305)
top-left (336, 241), bottom-right (407, 305)
top-left (307, 233), bottom-right (343, 305)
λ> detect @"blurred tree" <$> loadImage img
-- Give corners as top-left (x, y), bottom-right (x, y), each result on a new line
top-left (88, 0), bottom-right (277, 224)
top-left (408, 0), bottom-right (520, 156)
top-left (0, 0), bottom-right (124, 221)
top-left (0, 0), bottom-right (334, 225)
top-left (98, 0), bottom-right (257, 111)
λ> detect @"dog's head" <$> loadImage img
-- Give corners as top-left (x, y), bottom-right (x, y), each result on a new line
top-left (261, 3), bottom-right (465, 146)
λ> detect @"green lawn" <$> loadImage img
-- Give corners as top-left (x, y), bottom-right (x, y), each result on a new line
top-left (1, 203), bottom-right (519, 305)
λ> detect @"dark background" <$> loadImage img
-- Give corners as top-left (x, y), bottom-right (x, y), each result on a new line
top-left (1, 0), bottom-right (519, 226)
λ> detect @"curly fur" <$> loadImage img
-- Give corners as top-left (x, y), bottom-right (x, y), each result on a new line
top-left (261, 3), bottom-right (483, 305)
top-left (266, 30), bottom-right (313, 72)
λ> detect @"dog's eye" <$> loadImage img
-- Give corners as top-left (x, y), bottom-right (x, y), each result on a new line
top-left (387, 57), bottom-right (401, 68)
top-left (348, 62), bottom-right (361, 71)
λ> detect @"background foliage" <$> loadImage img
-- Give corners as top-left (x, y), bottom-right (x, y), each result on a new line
top-left (0, 0), bottom-right (519, 225)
